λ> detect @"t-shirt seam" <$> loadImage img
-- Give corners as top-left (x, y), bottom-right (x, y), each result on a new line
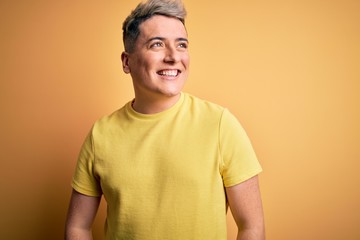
top-left (126, 92), bottom-right (185, 121)
top-left (218, 108), bottom-right (227, 176)
top-left (223, 167), bottom-right (262, 187)
top-left (90, 126), bottom-right (102, 194)
top-left (72, 181), bottom-right (102, 197)
top-left (91, 128), bottom-right (96, 179)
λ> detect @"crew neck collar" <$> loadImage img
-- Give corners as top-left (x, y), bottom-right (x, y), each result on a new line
top-left (126, 92), bottom-right (185, 120)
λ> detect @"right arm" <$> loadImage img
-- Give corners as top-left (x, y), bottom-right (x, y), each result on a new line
top-left (65, 189), bottom-right (101, 240)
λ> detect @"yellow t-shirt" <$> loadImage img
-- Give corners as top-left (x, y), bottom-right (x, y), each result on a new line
top-left (72, 92), bottom-right (262, 240)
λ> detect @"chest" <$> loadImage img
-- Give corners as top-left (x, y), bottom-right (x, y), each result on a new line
top-left (94, 121), bottom-right (222, 198)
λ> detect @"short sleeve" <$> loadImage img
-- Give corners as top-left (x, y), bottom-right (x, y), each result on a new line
top-left (219, 109), bottom-right (262, 187)
top-left (71, 129), bottom-right (102, 196)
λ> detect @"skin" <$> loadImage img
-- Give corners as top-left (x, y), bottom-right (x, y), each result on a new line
top-left (65, 190), bottom-right (101, 240)
top-left (65, 15), bottom-right (265, 240)
top-left (226, 176), bottom-right (265, 240)
top-left (121, 15), bottom-right (190, 114)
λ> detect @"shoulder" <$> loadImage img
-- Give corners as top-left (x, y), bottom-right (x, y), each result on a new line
top-left (183, 93), bottom-right (245, 133)
top-left (91, 102), bottom-right (130, 137)
top-left (182, 92), bottom-right (225, 115)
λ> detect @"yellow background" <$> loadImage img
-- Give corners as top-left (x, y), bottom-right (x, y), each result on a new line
top-left (1, 0), bottom-right (359, 239)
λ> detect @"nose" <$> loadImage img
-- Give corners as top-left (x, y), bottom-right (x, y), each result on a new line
top-left (164, 45), bottom-right (180, 63)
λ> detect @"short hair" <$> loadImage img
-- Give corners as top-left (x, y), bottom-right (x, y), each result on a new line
top-left (122, 0), bottom-right (187, 53)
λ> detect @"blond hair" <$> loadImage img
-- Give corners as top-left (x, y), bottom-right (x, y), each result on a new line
top-left (122, 0), bottom-right (187, 53)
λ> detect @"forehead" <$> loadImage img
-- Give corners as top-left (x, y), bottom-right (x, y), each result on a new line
top-left (138, 15), bottom-right (187, 40)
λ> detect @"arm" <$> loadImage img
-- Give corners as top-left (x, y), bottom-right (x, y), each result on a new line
top-left (65, 189), bottom-right (101, 240)
top-left (226, 176), bottom-right (265, 240)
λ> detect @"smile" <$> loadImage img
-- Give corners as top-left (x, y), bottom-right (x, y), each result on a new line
top-left (157, 69), bottom-right (180, 77)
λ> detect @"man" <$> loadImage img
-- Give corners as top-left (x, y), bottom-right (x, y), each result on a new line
top-left (65, 0), bottom-right (265, 239)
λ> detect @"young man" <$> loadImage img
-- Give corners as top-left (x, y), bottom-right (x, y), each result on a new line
top-left (65, 0), bottom-right (265, 239)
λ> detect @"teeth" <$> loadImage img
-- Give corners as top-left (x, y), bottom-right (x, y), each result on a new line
top-left (158, 70), bottom-right (178, 76)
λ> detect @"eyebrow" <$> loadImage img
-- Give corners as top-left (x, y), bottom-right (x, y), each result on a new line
top-left (145, 36), bottom-right (189, 44)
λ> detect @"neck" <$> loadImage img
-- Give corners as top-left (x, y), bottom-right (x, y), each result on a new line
top-left (132, 93), bottom-right (181, 114)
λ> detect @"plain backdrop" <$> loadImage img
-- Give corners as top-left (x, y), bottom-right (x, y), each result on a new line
top-left (1, 0), bottom-right (359, 239)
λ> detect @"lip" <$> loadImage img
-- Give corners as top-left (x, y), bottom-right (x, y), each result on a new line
top-left (157, 69), bottom-right (181, 77)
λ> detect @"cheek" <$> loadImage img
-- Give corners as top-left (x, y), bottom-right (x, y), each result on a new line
top-left (137, 55), bottom-right (158, 70)
top-left (182, 54), bottom-right (190, 67)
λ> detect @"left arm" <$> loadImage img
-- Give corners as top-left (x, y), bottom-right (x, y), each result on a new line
top-left (226, 175), bottom-right (265, 240)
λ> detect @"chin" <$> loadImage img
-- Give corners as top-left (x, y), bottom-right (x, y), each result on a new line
top-left (158, 87), bottom-right (182, 97)
top-left (167, 87), bottom-right (184, 96)
top-left (166, 83), bottom-right (185, 96)
top-left (161, 91), bottom-right (181, 98)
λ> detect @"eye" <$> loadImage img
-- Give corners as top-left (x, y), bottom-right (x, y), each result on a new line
top-left (150, 41), bottom-right (164, 48)
top-left (178, 42), bottom-right (188, 49)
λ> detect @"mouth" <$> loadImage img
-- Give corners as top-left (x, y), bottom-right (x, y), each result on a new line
top-left (157, 69), bottom-right (180, 77)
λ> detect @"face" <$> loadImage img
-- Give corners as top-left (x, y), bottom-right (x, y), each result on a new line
top-left (122, 15), bottom-right (190, 101)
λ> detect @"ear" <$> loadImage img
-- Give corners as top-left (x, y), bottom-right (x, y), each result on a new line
top-left (121, 51), bottom-right (131, 74)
